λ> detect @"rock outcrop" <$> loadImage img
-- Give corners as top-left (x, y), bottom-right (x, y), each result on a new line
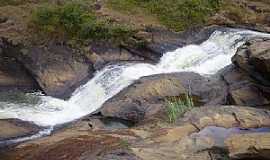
top-left (1, 106), bottom-right (270, 160)
top-left (232, 38), bottom-right (270, 83)
top-left (0, 39), bottom-right (38, 91)
top-left (1, 40), bottom-right (94, 98)
top-left (221, 38), bottom-right (270, 107)
top-left (221, 65), bottom-right (270, 107)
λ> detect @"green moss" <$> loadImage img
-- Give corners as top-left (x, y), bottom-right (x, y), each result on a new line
top-left (30, 1), bottom-right (135, 43)
top-left (107, 0), bottom-right (221, 31)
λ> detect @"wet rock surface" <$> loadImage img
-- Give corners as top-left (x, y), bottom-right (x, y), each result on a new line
top-left (123, 25), bottom-right (225, 62)
top-left (0, 119), bottom-right (41, 142)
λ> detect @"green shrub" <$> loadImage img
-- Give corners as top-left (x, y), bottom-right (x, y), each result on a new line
top-left (166, 94), bottom-right (194, 123)
top-left (108, 0), bottom-right (221, 31)
top-left (31, 1), bottom-right (135, 42)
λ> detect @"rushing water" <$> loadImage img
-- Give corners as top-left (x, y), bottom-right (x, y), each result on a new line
top-left (0, 28), bottom-right (270, 132)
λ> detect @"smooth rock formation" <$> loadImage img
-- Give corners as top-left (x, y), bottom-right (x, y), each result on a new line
top-left (100, 72), bottom-right (227, 123)
top-left (0, 119), bottom-right (41, 142)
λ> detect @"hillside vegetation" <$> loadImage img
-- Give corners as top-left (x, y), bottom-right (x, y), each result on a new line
top-left (29, 1), bottom-right (135, 44)
top-left (107, 0), bottom-right (221, 31)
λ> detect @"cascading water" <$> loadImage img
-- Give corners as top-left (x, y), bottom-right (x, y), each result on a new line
top-left (0, 29), bottom-right (270, 142)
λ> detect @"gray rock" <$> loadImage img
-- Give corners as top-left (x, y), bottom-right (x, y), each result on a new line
top-left (100, 72), bottom-right (227, 123)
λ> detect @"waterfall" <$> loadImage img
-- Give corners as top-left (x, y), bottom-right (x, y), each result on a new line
top-left (0, 28), bottom-right (270, 129)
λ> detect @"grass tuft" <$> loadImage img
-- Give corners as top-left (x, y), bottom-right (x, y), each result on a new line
top-left (166, 94), bottom-right (194, 123)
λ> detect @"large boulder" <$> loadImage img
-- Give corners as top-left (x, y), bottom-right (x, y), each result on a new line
top-left (221, 65), bottom-right (270, 107)
top-left (100, 72), bottom-right (227, 123)
top-left (1, 40), bottom-right (94, 98)
top-left (226, 38), bottom-right (270, 107)
top-left (232, 38), bottom-right (270, 84)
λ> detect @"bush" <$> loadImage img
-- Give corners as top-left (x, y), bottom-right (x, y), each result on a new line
top-left (108, 0), bottom-right (221, 31)
top-left (166, 94), bottom-right (194, 123)
top-left (31, 1), bottom-right (135, 42)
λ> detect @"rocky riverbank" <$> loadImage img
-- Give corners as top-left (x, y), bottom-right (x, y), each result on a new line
top-left (1, 29), bottom-right (270, 160)
top-left (0, 0), bottom-right (270, 160)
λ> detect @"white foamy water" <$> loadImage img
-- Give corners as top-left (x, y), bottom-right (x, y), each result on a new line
top-left (0, 29), bottom-right (270, 128)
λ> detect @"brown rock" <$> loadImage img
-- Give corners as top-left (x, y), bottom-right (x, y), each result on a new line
top-left (226, 133), bottom-right (270, 159)
top-left (2, 106), bottom-right (270, 160)
top-left (0, 127), bottom-right (140, 160)
top-left (180, 105), bottom-right (270, 129)
top-left (0, 119), bottom-right (41, 141)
